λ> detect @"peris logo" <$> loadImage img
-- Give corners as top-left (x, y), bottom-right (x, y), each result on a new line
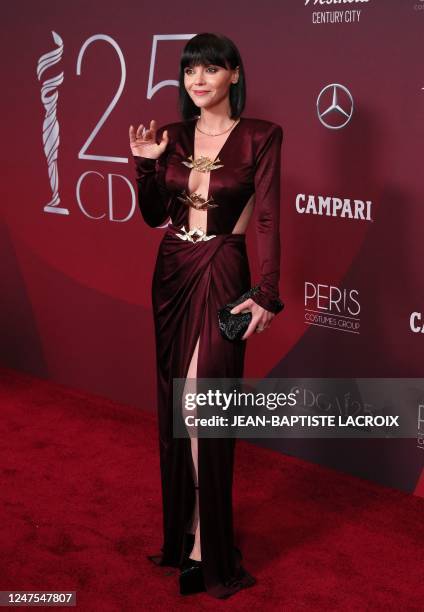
top-left (304, 282), bottom-right (361, 334)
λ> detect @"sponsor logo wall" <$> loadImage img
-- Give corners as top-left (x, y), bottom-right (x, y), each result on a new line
top-left (1, 0), bottom-right (423, 496)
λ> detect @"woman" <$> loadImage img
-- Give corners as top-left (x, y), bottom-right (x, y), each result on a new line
top-left (128, 32), bottom-right (284, 599)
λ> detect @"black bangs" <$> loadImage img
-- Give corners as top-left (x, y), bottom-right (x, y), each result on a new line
top-left (177, 33), bottom-right (246, 121)
top-left (180, 34), bottom-right (230, 70)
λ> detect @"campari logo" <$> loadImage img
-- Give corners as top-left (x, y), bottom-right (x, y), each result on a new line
top-left (410, 312), bottom-right (424, 334)
top-left (296, 193), bottom-right (372, 221)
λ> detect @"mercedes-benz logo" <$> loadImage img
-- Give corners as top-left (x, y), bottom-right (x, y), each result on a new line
top-left (317, 84), bottom-right (354, 129)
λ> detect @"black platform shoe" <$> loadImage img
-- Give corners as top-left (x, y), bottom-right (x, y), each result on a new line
top-left (179, 557), bottom-right (206, 595)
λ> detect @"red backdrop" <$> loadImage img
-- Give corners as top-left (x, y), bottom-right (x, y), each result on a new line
top-left (1, 0), bottom-right (423, 495)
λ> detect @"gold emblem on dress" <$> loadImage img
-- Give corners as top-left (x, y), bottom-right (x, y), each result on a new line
top-left (175, 225), bottom-right (216, 243)
top-left (177, 190), bottom-right (219, 210)
top-left (181, 155), bottom-right (224, 173)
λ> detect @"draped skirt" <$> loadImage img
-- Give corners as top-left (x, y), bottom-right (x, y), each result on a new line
top-left (149, 222), bottom-right (256, 598)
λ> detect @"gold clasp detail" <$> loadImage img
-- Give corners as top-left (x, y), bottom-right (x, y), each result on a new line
top-left (175, 225), bottom-right (216, 243)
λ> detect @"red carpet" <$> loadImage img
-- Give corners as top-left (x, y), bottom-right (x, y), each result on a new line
top-left (0, 366), bottom-right (423, 611)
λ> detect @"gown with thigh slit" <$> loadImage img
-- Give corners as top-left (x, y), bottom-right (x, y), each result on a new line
top-left (133, 115), bottom-right (284, 599)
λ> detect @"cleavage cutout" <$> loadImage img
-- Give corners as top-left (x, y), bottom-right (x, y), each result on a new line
top-left (187, 121), bottom-right (239, 233)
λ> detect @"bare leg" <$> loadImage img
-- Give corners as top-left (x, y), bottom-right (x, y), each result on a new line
top-left (181, 336), bottom-right (201, 561)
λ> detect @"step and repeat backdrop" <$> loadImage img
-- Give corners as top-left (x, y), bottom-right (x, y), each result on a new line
top-left (1, 1), bottom-right (423, 496)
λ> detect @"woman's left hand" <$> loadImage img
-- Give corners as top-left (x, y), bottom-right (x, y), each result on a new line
top-left (230, 299), bottom-right (275, 341)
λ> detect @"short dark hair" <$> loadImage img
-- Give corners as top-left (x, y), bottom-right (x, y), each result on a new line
top-left (178, 33), bottom-right (246, 121)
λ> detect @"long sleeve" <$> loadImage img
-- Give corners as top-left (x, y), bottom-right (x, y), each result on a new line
top-left (251, 123), bottom-right (285, 314)
top-left (133, 125), bottom-right (171, 227)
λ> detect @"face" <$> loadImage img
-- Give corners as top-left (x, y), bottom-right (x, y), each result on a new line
top-left (183, 62), bottom-right (239, 110)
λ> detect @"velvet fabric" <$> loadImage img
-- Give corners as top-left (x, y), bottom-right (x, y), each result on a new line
top-left (133, 116), bottom-right (284, 598)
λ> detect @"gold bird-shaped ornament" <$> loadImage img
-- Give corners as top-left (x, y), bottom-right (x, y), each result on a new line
top-left (181, 155), bottom-right (224, 173)
top-left (177, 190), bottom-right (219, 210)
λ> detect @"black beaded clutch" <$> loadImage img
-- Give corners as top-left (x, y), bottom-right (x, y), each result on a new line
top-left (217, 286), bottom-right (261, 342)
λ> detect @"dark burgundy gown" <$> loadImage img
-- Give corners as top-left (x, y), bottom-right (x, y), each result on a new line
top-left (133, 116), bottom-right (284, 599)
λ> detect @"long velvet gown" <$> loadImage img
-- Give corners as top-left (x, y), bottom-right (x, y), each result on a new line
top-left (133, 115), bottom-right (284, 599)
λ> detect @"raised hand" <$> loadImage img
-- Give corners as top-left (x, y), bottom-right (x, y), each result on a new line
top-left (129, 119), bottom-right (169, 160)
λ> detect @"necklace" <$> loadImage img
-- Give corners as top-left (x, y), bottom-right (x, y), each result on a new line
top-left (195, 117), bottom-right (240, 137)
